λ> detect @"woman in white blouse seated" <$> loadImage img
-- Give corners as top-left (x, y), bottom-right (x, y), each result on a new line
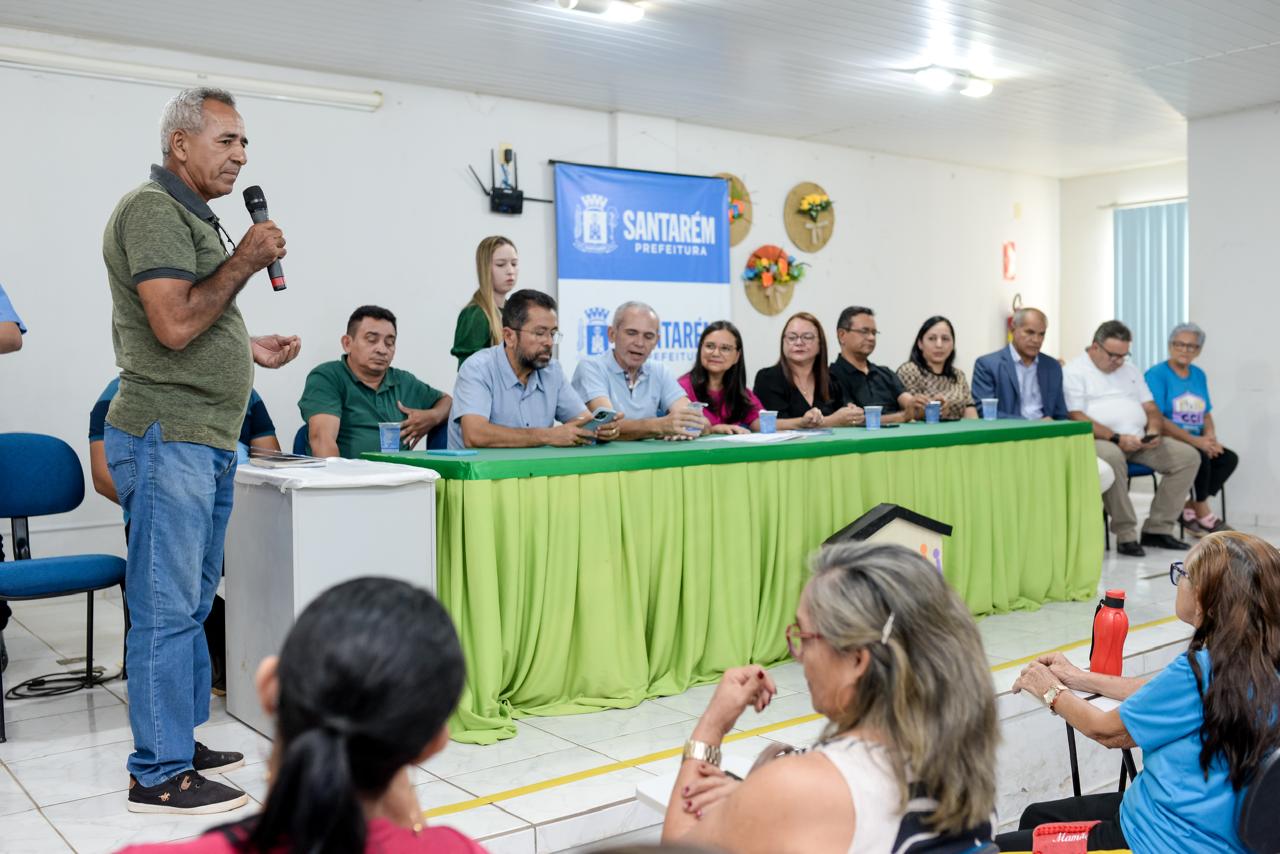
top-left (661, 542), bottom-right (998, 853)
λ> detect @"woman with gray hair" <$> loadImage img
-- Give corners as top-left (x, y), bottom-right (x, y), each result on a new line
top-left (1144, 322), bottom-right (1238, 535)
top-left (662, 542), bottom-right (997, 853)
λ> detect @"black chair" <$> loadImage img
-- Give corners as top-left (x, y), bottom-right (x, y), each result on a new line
top-left (1103, 463), bottom-right (1162, 552)
top-left (0, 433), bottom-right (129, 743)
top-left (1240, 747), bottom-right (1280, 853)
top-left (1065, 707), bottom-right (1139, 798)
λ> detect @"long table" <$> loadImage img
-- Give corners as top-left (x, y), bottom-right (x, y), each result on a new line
top-left (369, 420), bottom-right (1103, 743)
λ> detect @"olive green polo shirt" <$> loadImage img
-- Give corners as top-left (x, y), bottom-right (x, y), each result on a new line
top-left (102, 165), bottom-right (252, 451)
top-left (298, 356), bottom-right (445, 457)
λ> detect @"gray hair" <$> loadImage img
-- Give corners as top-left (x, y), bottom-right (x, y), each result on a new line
top-left (1012, 307), bottom-right (1047, 329)
top-left (612, 301), bottom-right (659, 329)
top-left (804, 541), bottom-right (996, 835)
top-left (160, 87), bottom-right (237, 156)
top-left (1169, 322), bottom-right (1205, 348)
top-left (1092, 319), bottom-right (1132, 346)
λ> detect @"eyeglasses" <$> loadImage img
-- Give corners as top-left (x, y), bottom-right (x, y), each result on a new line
top-left (1170, 560), bottom-right (1188, 587)
top-left (702, 342), bottom-right (738, 355)
top-left (840, 326), bottom-right (880, 337)
top-left (517, 327), bottom-right (562, 343)
top-left (785, 622), bottom-right (823, 659)
top-left (784, 333), bottom-right (818, 344)
top-left (1170, 341), bottom-right (1201, 352)
top-left (1098, 344), bottom-right (1129, 362)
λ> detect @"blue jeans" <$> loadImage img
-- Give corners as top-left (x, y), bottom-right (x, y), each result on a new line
top-left (104, 422), bottom-right (236, 787)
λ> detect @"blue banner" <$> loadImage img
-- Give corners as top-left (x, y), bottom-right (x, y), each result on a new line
top-left (554, 163), bottom-right (729, 283)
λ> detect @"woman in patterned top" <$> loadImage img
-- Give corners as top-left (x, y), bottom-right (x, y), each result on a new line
top-left (896, 316), bottom-right (977, 420)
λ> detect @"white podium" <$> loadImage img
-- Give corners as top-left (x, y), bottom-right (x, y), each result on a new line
top-left (223, 458), bottom-right (439, 735)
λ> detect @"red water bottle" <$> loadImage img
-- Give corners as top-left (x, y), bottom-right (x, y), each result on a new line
top-left (1089, 589), bottom-right (1128, 676)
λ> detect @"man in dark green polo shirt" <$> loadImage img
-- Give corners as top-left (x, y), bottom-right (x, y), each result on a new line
top-left (102, 87), bottom-right (301, 815)
top-left (299, 305), bottom-right (451, 457)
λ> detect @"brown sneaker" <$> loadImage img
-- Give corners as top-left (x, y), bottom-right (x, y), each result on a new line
top-left (127, 771), bottom-right (248, 815)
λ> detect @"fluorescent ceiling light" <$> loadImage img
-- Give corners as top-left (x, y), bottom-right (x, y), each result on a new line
top-left (602, 1), bottom-right (645, 22)
top-left (915, 65), bottom-right (956, 91)
top-left (0, 45), bottom-right (383, 111)
top-left (556, 0), bottom-right (645, 23)
top-left (960, 76), bottom-right (993, 98)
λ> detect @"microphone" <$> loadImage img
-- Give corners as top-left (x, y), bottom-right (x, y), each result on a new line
top-left (242, 185), bottom-right (286, 291)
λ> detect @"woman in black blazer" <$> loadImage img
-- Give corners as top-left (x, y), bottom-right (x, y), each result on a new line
top-left (753, 312), bottom-right (860, 429)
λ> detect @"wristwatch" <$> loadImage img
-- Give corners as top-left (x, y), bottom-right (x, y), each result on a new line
top-left (1109, 433), bottom-right (1120, 444)
top-left (1043, 683), bottom-right (1069, 714)
top-left (682, 739), bottom-right (722, 767)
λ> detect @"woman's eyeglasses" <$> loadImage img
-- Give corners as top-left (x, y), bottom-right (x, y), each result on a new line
top-left (1169, 560), bottom-right (1188, 587)
top-left (785, 622), bottom-right (822, 658)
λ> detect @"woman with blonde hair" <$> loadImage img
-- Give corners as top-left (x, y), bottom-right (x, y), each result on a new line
top-left (663, 542), bottom-right (998, 853)
top-left (452, 235), bottom-right (517, 367)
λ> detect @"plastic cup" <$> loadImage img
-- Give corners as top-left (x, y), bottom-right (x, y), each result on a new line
top-left (864, 405), bottom-right (883, 429)
top-left (925, 401), bottom-right (942, 424)
top-left (378, 422), bottom-right (401, 452)
top-left (759, 410), bottom-right (778, 433)
top-left (685, 402), bottom-right (707, 435)
top-left (981, 398), bottom-right (998, 421)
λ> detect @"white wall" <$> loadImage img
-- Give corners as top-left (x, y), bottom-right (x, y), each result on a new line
top-left (0, 27), bottom-right (1059, 554)
top-left (1059, 161), bottom-right (1186, 356)
top-left (1188, 104), bottom-right (1280, 527)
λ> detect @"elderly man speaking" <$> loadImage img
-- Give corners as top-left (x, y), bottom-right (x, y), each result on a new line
top-left (571, 301), bottom-right (707, 440)
top-left (102, 88), bottom-right (301, 814)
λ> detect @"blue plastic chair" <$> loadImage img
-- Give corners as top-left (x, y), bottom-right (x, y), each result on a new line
top-left (1126, 461), bottom-right (1158, 490)
top-left (0, 433), bottom-right (128, 743)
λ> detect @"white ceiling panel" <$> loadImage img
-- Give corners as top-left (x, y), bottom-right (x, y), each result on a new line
top-left (3, 0), bottom-right (1280, 175)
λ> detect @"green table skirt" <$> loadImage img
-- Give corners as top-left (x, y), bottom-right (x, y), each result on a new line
top-left (434, 432), bottom-right (1103, 743)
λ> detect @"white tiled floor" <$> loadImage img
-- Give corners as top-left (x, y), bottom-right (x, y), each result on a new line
top-left (2, 491), bottom-right (1273, 853)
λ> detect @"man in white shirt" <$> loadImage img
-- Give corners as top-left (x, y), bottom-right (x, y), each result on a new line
top-left (1064, 320), bottom-right (1199, 557)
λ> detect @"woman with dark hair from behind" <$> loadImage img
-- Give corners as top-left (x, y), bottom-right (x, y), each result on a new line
top-left (679, 320), bottom-right (762, 434)
top-left (997, 531), bottom-right (1280, 852)
top-left (753, 311), bottom-right (862, 430)
top-left (118, 577), bottom-right (484, 854)
top-left (895, 315), bottom-right (977, 420)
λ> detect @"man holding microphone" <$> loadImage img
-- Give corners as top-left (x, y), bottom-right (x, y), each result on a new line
top-left (103, 87), bottom-right (300, 814)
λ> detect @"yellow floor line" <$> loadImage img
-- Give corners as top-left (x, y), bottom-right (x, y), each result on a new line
top-left (426, 614), bottom-right (1183, 820)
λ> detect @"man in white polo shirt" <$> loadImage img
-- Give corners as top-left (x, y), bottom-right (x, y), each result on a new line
top-left (1064, 320), bottom-right (1198, 557)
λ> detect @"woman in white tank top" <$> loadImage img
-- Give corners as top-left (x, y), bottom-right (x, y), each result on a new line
top-left (661, 542), bottom-right (999, 854)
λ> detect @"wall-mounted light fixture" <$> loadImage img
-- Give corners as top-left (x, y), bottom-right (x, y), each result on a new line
top-left (0, 45), bottom-right (383, 111)
top-left (556, 0), bottom-right (646, 23)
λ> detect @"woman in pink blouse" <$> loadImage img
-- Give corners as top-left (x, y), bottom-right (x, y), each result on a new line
top-left (679, 321), bottom-right (762, 434)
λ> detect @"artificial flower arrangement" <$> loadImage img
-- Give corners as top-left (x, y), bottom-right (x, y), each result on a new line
top-left (729, 197), bottom-right (747, 223)
top-left (742, 244), bottom-right (807, 288)
top-left (798, 192), bottom-right (832, 221)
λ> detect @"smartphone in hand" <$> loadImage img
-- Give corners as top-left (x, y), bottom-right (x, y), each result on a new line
top-left (583, 408), bottom-right (619, 433)
top-left (1141, 433), bottom-right (1159, 443)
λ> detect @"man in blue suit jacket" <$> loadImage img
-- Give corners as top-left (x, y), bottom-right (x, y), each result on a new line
top-left (971, 308), bottom-right (1068, 419)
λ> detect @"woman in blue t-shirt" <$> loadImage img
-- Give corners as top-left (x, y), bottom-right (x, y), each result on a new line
top-left (1144, 322), bottom-right (1238, 536)
top-left (995, 531), bottom-right (1280, 853)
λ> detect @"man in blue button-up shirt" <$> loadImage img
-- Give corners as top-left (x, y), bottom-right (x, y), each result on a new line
top-left (571, 301), bottom-right (705, 440)
top-left (448, 289), bottom-right (621, 449)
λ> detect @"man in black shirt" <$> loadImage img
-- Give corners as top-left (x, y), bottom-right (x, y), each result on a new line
top-left (830, 305), bottom-right (919, 423)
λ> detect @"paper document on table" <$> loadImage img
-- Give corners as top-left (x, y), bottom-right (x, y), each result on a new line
top-left (706, 431), bottom-right (805, 444)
